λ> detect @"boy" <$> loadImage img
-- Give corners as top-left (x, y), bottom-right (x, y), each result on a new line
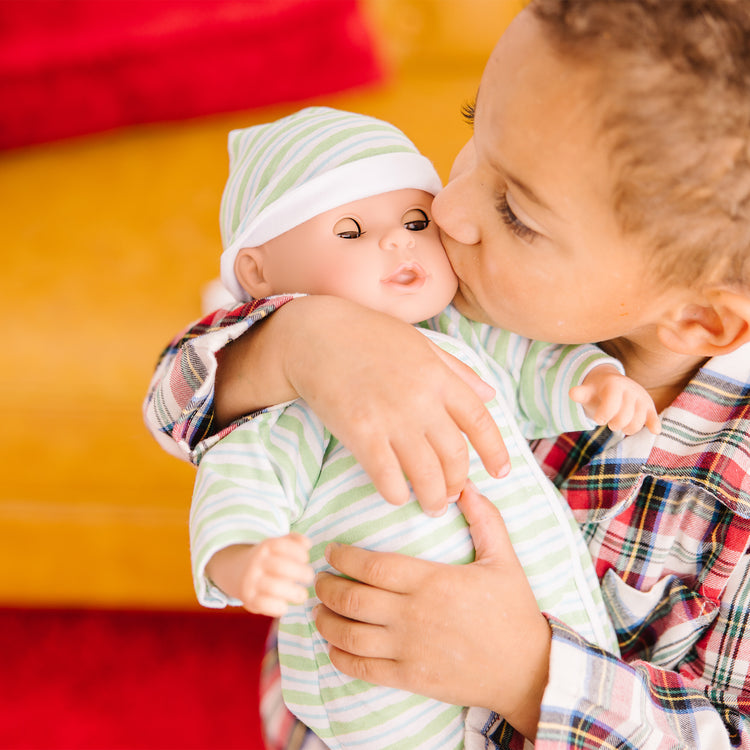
top-left (183, 107), bottom-right (659, 749)
top-left (145, 1), bottom-right (750, 746)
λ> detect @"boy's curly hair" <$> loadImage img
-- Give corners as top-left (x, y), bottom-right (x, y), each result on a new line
top-left (532, 0), bottom-right (750, 287)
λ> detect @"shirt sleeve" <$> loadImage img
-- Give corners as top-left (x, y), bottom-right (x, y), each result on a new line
top-left (424, 307), bottom-right (623, 438)
top-left (142, 295), bottom-right (297, 466)
top-left (476, 325), bottom-right (623, 439)
top-left (536, 617), bottom-right (749, 749)
top-left (190, 403), bottom-right (326, 608)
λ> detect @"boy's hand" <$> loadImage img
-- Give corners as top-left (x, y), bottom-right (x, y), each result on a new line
top-left (284, 297), bottom-right (510, 516)
top-left (314, 482), bottom-right (550, 740)
top-left (570, 364), bottom-right (661, 435)
top-left (216, 296), bottom-right (509, 518)
top-left (206, 535), bottom-right (314, 618)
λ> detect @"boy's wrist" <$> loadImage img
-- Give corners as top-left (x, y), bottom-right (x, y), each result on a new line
top-left (500, 614), bottom-right (551, 740)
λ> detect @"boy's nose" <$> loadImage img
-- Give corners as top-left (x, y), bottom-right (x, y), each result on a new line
top-left (379, 227), bottom-right (416, 252)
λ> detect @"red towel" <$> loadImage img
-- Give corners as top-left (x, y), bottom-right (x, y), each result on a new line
top-left (0, 0), bottom-right (383, 149)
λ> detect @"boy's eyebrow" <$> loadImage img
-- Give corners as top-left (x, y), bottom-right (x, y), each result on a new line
top-left (505, 172), bottom-right (554, 214)
top-left (474, 86), bottom-right (555, 215)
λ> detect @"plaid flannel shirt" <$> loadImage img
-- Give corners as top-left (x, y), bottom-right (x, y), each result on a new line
top-left (143, 301), bottom-right (750, 749)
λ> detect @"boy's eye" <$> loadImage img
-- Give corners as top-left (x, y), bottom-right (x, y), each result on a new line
top-left (402, 208), bottom-right (430, 232)
top-left (334, 217), bottom-right (363, 239)
top-left (496, 192), bottom-right (537, 242)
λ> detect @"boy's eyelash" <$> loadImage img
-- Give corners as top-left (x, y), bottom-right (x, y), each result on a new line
top-left (496, 193), bottom-right (537, 242)
top-left (460, 99), bottom-right (476, 126)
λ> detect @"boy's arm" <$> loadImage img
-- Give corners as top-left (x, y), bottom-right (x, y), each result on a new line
top-left (314, 482), bottom-right (750, 748)
top-left (538, 618), bottom-right (749, 749)
top-left (146, 294), bottom-right (508, 513)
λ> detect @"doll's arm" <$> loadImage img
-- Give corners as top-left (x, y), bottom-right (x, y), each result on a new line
top-left (206, 537), bottom-right (314, 618)
top-left (570, 364), bottom-right (661, 435)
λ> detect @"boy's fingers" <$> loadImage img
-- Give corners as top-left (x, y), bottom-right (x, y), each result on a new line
top-left (450, 396), bottom-right (510, 480)
top-left (323, 543), bottom-right (433, 594)
top-left (430, 344), bottom-right (496, 402)
top-left (391, 433), bottom-right (448, 516)
top-left (355, 440), bottom-right (412, 507)
top-left (262, 556), bottom-right (314, 585)
top-left (314, 605), bottom-right (393, 659)
top-left (457, 481), bottom-right (514, 564)
top-left (259, 577), bottom-right (309, 605)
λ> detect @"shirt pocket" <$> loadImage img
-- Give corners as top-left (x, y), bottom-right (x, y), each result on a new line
top-left (602, 568), bottom-right (718, 669)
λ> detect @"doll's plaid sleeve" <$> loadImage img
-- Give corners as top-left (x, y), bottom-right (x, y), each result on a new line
top-left (143, 295), bottom-right (295, 465)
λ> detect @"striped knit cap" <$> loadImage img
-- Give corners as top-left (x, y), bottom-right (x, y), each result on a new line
top-left (219, 106), bottom-right (443, 301)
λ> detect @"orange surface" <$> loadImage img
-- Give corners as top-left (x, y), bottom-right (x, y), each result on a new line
top-left (0, 0), bottom-right (520, 609)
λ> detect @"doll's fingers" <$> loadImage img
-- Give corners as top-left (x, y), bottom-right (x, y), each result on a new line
top-left (606, 399), bottom-right (636, 433)
top-left (257, 576), bottom-right (310, 606)
top-left (646, 410), bottom-right (662, 435)
top-left (267, 534), bottom-right (313, 563)
top-left (568, 384), bottom-right (592, 405)
top-left (619, 403), bottom-right (646, 435)
top-left (260, 556), bottom-right (315, 586)
top-left (245, 595), bottom-right (292, 619)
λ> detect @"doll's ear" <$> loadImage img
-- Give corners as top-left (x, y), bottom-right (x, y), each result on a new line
top-left (234, 246), bottom-right (275, 299)
top-left (656, 287), bottom-right (750, 356)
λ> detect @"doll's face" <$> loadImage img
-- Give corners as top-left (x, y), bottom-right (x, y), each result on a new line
top-left (242, 188), bottom-right (457, 323)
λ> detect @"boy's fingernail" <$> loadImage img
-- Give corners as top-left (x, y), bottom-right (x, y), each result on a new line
top-left (426, 505), bottom-right (447, 518)
top-left (447, 493), bottom-right (460, 503)
top-left (494, 462), bottom-right (511, 478)
top-left (324, 542), bottom-right (340, 561)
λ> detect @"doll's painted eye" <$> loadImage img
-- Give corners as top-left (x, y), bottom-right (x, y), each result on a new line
top-left (402, 208), bottom-right (430, 232)
top-left (334, 217), bottom-right (363, 239)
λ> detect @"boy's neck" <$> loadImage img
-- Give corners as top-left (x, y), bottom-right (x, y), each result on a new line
top-left (599, 337), bottom-right (709, 413)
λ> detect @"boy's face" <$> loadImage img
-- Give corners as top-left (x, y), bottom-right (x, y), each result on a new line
top-left (252, 188), bottom-right (457, 324)
top-left (433, 9), bottom-right (680, 345)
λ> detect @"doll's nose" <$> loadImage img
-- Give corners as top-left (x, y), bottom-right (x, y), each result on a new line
top-left (379, 227), bottom-right (416, 252)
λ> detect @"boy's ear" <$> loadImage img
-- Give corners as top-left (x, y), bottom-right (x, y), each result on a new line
top-left (234, 246), bottom-right (274, 299)
top-left (657, 287), bottom-right (750, 356)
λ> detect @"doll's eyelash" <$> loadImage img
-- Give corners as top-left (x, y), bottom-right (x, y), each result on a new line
top-left (496, 193), bottom-right (538, 242)
top-left (404, 209), bottom-right (430, 231)
top-left (336, 218), bottom-right (364, 239)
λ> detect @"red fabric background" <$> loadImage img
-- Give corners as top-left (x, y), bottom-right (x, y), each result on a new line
top-left (0, 608), bottom-right (273, 749)
top-left (0, 0), bottom-right (383, 149)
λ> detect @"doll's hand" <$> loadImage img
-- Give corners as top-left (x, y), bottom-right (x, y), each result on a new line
top-left (570, 364), bottom-right (661, 435)
top-left (206, 535), bottom-right (314, 618)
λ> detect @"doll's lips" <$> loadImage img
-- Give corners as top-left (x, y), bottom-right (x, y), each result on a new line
top-left (381, 263), bottom-right (427, 290)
